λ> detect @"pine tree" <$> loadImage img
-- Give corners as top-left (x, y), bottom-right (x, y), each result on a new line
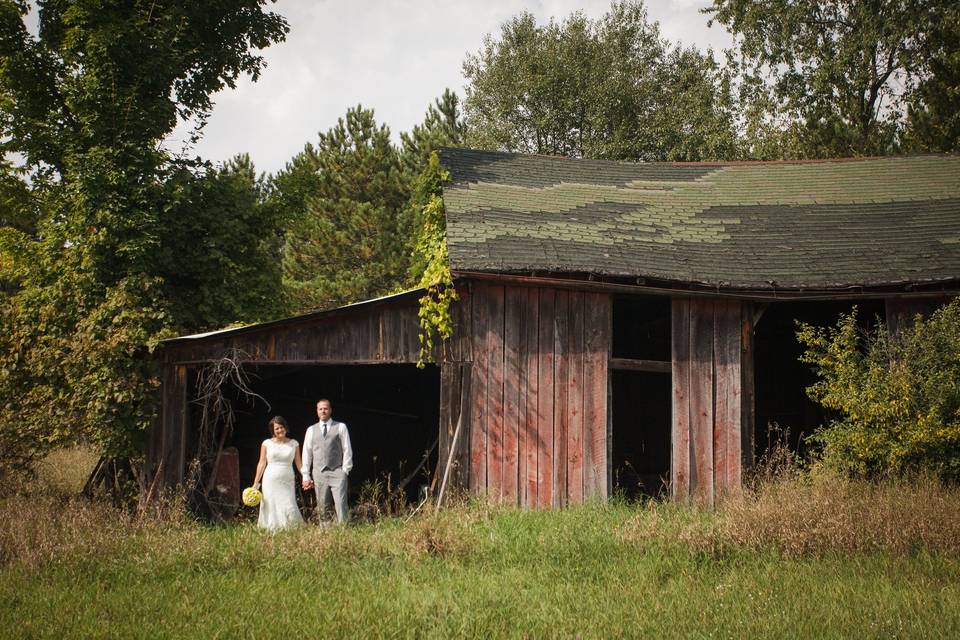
top-left (400, 89), bottom-right (467, 175)
top-left (280, 106), bottom-right (409, 312)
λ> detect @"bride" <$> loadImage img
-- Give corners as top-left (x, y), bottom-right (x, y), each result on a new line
top-left (252, 416), bottom-right (305, 531)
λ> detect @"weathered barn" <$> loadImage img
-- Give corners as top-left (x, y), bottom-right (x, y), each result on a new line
top-left (149, 150), bottom-right (960, 508)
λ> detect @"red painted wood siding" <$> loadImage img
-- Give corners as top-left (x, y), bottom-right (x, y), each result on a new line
top-left (520, 288), bottom-right (540, 506)
top-left (467, 283), bottom-right (611, 507)
top-left (583, 293), bottom-right (610, 499)
top-left (672, 298), bottom-right (746, 505)
top-left (537, 290), bottom-right (556, 509)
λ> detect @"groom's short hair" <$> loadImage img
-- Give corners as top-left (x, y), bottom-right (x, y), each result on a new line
top-left (316, 398), bottom-right (332, 407)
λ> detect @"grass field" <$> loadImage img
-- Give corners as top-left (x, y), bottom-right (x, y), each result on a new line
top-left (2, 454), bottom-right (959, 639)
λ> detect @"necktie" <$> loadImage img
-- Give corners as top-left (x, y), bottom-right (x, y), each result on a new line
top-left (322, 422), bottom-right (328, 437)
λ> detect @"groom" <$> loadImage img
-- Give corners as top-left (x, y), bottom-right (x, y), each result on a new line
top-left (301, 399), bottom-right (353, 523)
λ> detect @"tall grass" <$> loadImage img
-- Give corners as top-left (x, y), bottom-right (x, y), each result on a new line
top-left (723, 471), bottom-right (960, 555)
top-left (22, 446), bottom-right (99, 495)
top-left (3, 467), bottom-right (960, 570)
top-left (3, 463), bottom-right (959, 639)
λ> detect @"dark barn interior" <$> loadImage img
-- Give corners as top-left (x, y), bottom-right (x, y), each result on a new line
top-left (612, 295), bottom-right (671, 362)
top-left (611, 295), bottom-right (672, 498)
top-left (752, 299), bottom-right (886, 458)
top-left (187, 363), bottom-right (440, 509)
top-left (611, 371), bottom-right (671, 498)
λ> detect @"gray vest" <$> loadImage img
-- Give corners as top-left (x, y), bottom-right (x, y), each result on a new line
top-left (311, 421), bottom-right (343, 471)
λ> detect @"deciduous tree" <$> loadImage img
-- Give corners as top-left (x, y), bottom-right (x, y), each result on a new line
top-left (0, 0), bottom-right (287, 474)
top-left (462, 1), bottom-right (738, 161)
top-left (707, 0), bottom-right (960, 157)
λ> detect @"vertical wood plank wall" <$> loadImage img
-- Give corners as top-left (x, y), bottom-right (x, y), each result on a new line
top-left (160, 364), bottom-right (188, 487)
top-left (886, 296), bottom-right (952, 336)
top-left (438, 362), bottom-right (471, 489)
top-left (671, 298), bottom-right (746, 505)
top-left (464, 283), bottom-right (611, 507)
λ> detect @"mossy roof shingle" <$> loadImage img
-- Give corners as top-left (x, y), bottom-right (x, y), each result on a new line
top-left (439, 148), bottom-right (960, 290)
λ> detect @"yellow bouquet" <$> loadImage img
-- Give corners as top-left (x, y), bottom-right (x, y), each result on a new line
top-left (242, 487), bottom-right (262, 507)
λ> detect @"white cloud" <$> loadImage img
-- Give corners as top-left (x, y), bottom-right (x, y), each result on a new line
top-left (172, 0), bottom-right (732, 174)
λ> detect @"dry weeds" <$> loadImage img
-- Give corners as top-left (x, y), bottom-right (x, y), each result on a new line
top-left (619, 471), bottom-right (960, 557)
top-left (5, 455), bottom-right (959, 572)
top-left (722, 471), bottom-right (960, 556)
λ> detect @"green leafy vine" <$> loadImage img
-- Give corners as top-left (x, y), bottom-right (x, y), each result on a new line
top-left (409, 152), bottom-right (457, 367)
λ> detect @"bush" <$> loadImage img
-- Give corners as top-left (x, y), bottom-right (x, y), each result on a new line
top-left (797, 298), bottom-right (960, 480)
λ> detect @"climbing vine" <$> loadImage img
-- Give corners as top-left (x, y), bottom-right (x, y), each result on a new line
top-left (409, 152), bottom-right (457, 367)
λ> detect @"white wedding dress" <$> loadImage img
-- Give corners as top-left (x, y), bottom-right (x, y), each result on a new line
top-left (258, 439), bottom-right (305, 531)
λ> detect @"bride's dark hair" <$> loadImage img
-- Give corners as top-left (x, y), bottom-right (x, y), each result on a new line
top-left (268, 415), bottom-right (289, 436)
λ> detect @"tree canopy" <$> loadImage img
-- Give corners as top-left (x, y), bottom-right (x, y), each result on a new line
top-left (272, 92), bottom-right (466, 314)
top-left (707, 0), bottom-right (960, 157)
top-left (279, 106), bottom-right (409, 312)
top-left (0, 0), bottom-right (288, 474)
top-left (400, 89), bottom-right (467, 176)
top-left (462, 1), bottom-right (738, 161)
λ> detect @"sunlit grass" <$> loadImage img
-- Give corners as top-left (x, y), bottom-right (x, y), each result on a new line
top-left (2, 471), bottom-right (959, 639)
top-left (29, 446), bottom-right (100, 495)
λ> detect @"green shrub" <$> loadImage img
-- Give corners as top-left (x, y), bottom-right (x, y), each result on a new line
top-left (797, 298), bottom-right (960, 480)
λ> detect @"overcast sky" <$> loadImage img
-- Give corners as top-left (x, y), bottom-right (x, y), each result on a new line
top-left (170, 1), bottom-right (733, 174)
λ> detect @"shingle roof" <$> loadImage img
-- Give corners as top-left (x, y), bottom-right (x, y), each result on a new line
top-left (439, 148), bottom-right (960, 291)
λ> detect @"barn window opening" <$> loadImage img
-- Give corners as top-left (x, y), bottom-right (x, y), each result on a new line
top-left (612, 295), bottom-right (671, 361)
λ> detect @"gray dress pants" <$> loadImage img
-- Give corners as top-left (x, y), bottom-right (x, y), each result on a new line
top-left (314, 468), bottom-right (348, 523)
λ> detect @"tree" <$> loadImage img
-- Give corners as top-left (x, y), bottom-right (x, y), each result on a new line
top-left (270, 92), bottom-right (466, 315)
top-left (707, 0), bottom-right (960, 157)
top-left (280, 106), bottom-right (409, 312)
top-left (159, 155), bottom-right (284, 330)
top-left (462, 1), bottom-right (738, 161)
top-left (400, 89), bottom-right (467, 176)
top-left (0, 1), bottom-right (288, 474)
top-left (902, 4), bottom-right (960, 152)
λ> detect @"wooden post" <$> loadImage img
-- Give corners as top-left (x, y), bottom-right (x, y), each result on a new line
top-left (741, 303), bottom-right (757, 475)
top-left (689, 300), bottom-right (715, 507)
top-left (160, 363), bottom-right (188, 489)
top-left (671, 298), bottom-right (692, 501)
top-left (715, 300), bottom-right (742, 494)
top-left (583, 292), bottom-right (610, 500)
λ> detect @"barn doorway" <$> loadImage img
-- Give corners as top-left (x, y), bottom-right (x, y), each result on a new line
top-left (752, 299), bottom-right (885, 460)
top-left (611, 371), bottom-right (671, 498)
top-left (610, 295), bottom-right (672, 499)
top-left (189, 363), bottom-right (440, 513)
